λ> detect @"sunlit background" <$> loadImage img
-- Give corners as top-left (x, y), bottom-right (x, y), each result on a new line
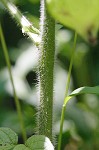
top-left (0, 0), bottom-right (99, 149)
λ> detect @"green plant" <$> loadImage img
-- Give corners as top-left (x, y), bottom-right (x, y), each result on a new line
top-left (0, 0), bottom-right (99, 150)
top-left (0, 0), bottom-right (55, 149)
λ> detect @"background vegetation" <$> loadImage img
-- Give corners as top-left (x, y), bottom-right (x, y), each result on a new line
top-left (0, 0), bottom-right (99, 149)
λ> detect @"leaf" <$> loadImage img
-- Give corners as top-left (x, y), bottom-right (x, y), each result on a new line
top-left (14, 135), bottom-right (54, 150)
top-left (25, 135), bottom-right (54, 150)
top-left (0, 127), bottom-right (18, 150)
top-left (0, 127), bottom-right (18, 145)
top-left (47, 0), bottom-right (99, 43)
top-left (0, 145), bottom-right (15, 150)
top-left (13, 144), bottom-right (29, 150)
top-left (64, 86), bottom-right (99, 105)
top-left (70, 86), bottom-right (99, 96)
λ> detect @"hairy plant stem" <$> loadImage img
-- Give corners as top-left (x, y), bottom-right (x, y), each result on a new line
top-left (58, 33), bottom-right (77, 150)
top-left (38, 0), bottom-right (55, 142)
top-left (0, 23), bottom-right (27, 143)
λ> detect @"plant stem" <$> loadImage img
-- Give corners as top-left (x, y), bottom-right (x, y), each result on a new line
top-left (0, 23), bottom-right (27, 143)
top-left (58, 32), bottom-right (77, 150)
top-left (38, 0), bottom-right (55, 142)
top-left (1, 0), bottom-right (40, 45)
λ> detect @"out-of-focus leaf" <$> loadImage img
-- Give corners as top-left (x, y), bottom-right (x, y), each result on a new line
top-left (66, 104), bottom-right (93, 139)
top-left (28, 0), bottom-right (40, 4)
top-left (47, 0), bottom-right (99, 43)
top-left (1, 111), bottom-right (20, 133)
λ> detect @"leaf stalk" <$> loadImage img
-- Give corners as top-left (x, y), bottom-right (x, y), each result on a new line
top-left (58, 32), bottom-right (77, 150)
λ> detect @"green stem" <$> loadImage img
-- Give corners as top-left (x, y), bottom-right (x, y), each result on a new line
top-left (58, 32), bottom-right (77, 150)
top-left (0, 23), bottom-right (27, 143)
top-left (38, 0), bottom-right (55, 142)
top-left (1, 0), bottom-right (40, 45)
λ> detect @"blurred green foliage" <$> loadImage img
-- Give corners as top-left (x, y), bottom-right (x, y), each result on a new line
top-left (0, 0), bottom-right (99, 149)
top-left (47, 0), bottom-right (99, 43)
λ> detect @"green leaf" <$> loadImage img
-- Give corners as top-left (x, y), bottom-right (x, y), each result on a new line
top-left (0, 127), bottom-right (18, 145)
top-left (14, 135), bottom-right (54, 150)
top-left (70, 86), bottom-right (99, 96)
top-left (25, 135), bottom-right (54, 150)
top-left (0, 127), bottom-right (18, 150)
top-left (64, 86), bottom-right (99, 105)
top-left (13, 144), bottom-right (29, 150)
top-left (47, 0), bottom-right (99, 43)
top-left (0, 145), bottom-right (15, 150)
